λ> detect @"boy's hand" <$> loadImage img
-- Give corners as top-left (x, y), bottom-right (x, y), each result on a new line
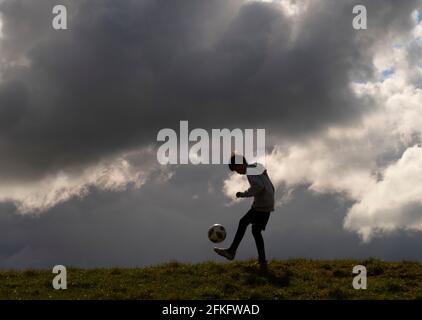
top-left (236, 192), bottom-right (243, 198)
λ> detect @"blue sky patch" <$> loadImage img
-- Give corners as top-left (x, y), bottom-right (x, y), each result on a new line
top-left (381, 67), bottom-right (395, 80)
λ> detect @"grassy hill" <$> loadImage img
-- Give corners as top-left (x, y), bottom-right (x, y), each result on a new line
top-left (0, 259), bottom-right (421, 300)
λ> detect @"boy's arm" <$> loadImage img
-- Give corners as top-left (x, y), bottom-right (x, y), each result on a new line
top-left (237, 176), bottom-right (264, 198)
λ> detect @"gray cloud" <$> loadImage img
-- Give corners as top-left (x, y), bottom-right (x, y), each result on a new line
top-left (0, 0), bottom-right (418, 181)
top-left (1, 180), bottom-right (421, 269)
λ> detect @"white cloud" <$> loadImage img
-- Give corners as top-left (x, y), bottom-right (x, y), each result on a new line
top-left (249, 0), bottom-right (309, 17)
top-left (223, 17), bottom-right (422, 241)
top-left (345, 146), bottom-right (422, 241)
top-left (223, 172), bottom-right (250, 203)
top-left (0, 147), bottom-right (171, 214)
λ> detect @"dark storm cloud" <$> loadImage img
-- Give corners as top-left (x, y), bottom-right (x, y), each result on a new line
top-left (0, 0), bottom-right (419, 181)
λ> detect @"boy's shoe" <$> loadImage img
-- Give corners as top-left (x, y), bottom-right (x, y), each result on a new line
top-left (250, 260), bottom-right (268, 273)
top-left (259, 261), bottom-right (268, 273)
top-left (214, 248), bottom-right (235, 261)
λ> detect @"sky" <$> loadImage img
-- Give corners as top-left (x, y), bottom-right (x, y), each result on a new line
top-left (0, 0), bottom-right (421, 269)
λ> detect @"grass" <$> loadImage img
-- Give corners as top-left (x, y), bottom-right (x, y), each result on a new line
top-left (0, 259), bottom-right (421, 299)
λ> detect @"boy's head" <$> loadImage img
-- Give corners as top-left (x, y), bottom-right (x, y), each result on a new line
top-left (228, 154), bottom-right (248, 175)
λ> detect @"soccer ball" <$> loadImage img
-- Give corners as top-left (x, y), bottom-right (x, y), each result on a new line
top-left (208, 224), bottom-right (226, 243)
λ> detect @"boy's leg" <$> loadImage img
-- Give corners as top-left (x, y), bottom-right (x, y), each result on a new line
top-left (227, 209), bottom-right (254, 254)
top-left (251, 212), bottom-right (271, 265)
top-left (251, 225), bottom-right (266, 263)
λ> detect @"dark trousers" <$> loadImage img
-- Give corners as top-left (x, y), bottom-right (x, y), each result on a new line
top-left (229, 208), bottom-right (271, 263)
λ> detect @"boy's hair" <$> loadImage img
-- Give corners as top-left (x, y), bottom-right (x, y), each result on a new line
top-left (228, 154), bottom-right (248, 171)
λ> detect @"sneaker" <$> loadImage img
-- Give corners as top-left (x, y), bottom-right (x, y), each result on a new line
top-left (250, 260), bottom-right (268, 273)
top-left (214, 247), bottom-right (235, 261)
top-left (259, 261), bottom-right (268, 273)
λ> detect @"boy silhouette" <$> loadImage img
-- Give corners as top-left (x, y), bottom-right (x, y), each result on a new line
top-left (214, 155), bottom-right (275, 271)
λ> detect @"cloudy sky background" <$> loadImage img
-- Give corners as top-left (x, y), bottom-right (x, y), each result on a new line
top-left (0, 0), bottom-right (422, 268)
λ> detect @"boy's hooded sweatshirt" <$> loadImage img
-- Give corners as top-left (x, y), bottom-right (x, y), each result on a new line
top-left (238, 163), bottom-right (275, 212)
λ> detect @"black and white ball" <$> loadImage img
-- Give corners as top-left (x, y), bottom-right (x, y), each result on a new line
top-left (208, 224), bottom-right (226, 243)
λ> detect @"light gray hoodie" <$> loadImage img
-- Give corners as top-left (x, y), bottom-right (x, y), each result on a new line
top-left (238, 164), bottom-right (275, 212)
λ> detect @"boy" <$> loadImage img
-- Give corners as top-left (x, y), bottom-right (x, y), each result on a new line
top-left (214, 155), bottom-right (275, 271)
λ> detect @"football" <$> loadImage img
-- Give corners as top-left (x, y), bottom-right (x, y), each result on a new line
top-left (208, 224), bottom-right (226, 243)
